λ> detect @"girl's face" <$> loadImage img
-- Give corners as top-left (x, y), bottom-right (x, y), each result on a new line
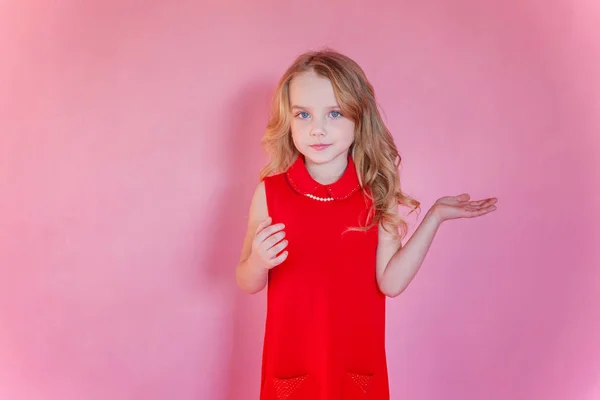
top-left (288, 70), bottom-right (355, 166)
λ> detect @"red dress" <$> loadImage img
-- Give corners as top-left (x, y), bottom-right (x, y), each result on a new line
top-left (260, 155), bottom-right (389, 400)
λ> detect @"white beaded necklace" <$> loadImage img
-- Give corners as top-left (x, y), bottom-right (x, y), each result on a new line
top-left (304, 193), bottom-right (334, 202)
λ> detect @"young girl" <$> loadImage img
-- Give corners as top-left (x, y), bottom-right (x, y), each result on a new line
top-left (236, 49), bottom-right (497, 400)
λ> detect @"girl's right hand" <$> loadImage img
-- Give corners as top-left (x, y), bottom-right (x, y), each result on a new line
top-left (249, 217), bottom-right (289, 270)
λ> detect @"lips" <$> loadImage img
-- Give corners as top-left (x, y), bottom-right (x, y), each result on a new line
top-left (310, 144), bottom-right (331, 151)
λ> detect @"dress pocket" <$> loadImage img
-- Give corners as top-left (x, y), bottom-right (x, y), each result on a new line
top-left (342, 371), bottom-right (374, 399)
top-left (271, 374), bottom-right (311, 400)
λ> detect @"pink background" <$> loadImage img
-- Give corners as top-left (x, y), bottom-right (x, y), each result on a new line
top-left (1, 1), bottom-right (598, 399)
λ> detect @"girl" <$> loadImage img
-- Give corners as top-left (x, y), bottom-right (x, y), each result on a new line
top-left (236, 49), bottom-right (497, 400)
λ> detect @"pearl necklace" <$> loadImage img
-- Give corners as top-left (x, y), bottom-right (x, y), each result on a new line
top-left (305, 193), bottom-right (334, 202)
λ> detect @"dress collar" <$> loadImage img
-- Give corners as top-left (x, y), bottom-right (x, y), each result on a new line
top-left (285, 154), bottom-right (361, 201)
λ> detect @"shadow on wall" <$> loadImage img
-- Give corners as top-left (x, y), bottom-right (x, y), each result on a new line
top-left (201, 79), bottom-right (276, 400)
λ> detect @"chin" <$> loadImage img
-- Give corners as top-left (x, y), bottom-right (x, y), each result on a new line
top-left (300, 147), bottom-right (349, 165)
top-left (303, 155), bottom-right (330, 165)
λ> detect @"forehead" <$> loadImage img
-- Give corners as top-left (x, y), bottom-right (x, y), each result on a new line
top-left (288, 70), bottom-right (338, 106)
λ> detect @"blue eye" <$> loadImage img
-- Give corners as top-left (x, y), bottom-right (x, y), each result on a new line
top-left (297, 111), bottom-right (310, 119)
top-left (329, 111), bottom-right (342, 118)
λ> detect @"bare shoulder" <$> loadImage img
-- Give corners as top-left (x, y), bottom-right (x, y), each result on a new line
top-left (249, 180), bottom-right (268, 223)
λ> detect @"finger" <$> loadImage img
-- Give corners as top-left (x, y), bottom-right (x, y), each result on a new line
top-left (466, 199), bottom-right (498, 210)
top-left (468, 205), bottom-right (497, 217)
top-left (268, 239), bottom-right (288, 258)
top-left (256, 222), bottom-right (285, 243)
top-left (263, 231), bottom-right (286, 250)
top-left (465, 204), bottom-right (495, 213)
top-left (455, 193), bottom-right (470, 201)
top-left (468, 198), bottom-right (494, 206)
top-left (474, 197), bottom-right (498, 206)
top-left (255, 217), bottom-right (272, 235)
top-left (270, 250), bottom-right (289, 267)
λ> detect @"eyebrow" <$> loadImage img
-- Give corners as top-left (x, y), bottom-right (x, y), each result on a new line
top-left (290, 105), bottom-right (341, 110)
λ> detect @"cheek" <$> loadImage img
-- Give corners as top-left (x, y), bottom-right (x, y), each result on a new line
top-left (336, 121), bottom-right (356, 144)
top-left (290, 121), bottom-right (308, 140)
top-left (289, 126), bottom-right (303, 148)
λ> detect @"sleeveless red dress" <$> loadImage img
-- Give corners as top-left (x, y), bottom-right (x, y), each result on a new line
top-left (260, 155), bottom-right (389, 400)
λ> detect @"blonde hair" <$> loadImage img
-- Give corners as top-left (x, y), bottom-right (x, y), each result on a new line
top-left (260, 49), bottom-right (420, 240)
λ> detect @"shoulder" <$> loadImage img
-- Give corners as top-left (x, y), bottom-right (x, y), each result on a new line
top-left (248, 171), bottom-right (292, 218)
top-left (252, 180), bottom-right (266, 200)
top-left (248, 180), bottom-right (268, 223)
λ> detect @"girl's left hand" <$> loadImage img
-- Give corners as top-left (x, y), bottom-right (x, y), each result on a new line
top-left (431, 193), bottom-right (498, 222)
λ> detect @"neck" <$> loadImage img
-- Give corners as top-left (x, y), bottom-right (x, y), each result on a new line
top-left (304, 153), bottom-right (349, 185)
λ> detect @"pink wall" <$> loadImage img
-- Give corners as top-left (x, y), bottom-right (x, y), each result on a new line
top-left (1, 1), bottom-right (598, 399)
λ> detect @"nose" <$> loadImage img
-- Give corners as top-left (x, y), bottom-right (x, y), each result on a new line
top-left (310, 118), bottom-right (326, 137)
top-left (310, 129), bottom-right (325, 137)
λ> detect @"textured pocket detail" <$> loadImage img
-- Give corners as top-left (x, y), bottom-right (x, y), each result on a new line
top-left (272, 375), bottom-right (308, 399)
top-left (348, 372), bottom-right (373, 394)
top-left (342, 371), bottom-right (374, 399)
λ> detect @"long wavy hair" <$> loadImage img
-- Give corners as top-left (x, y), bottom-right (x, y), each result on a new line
top-left (260, 49), bottom-right (420, 240)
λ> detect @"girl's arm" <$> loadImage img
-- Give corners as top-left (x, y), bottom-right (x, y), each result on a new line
top-left (375, 205), bottom-right (441, 298)
top-left (236, 182), bottom-right (270, 294)
top-left (236, 181), bottom-right (289, 294)
top-left (376, 194), bottom-right (497, 298)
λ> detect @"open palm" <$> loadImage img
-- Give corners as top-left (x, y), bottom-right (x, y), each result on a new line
top-left (433, 193), bottom-right (497, 221)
